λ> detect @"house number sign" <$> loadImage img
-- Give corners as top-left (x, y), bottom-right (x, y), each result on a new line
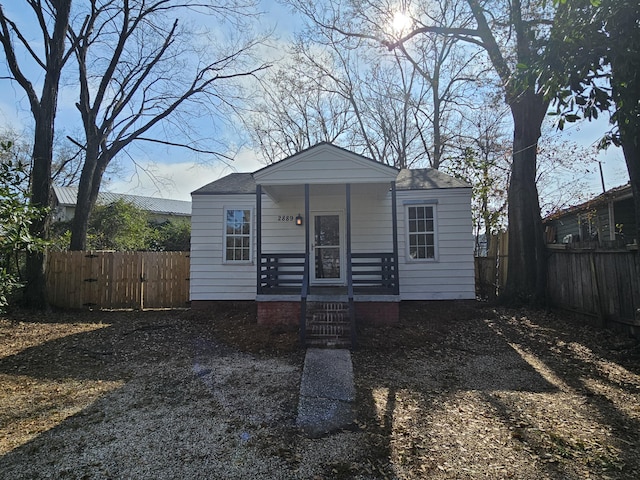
top-left (278, 215), bottom-right (295, 222)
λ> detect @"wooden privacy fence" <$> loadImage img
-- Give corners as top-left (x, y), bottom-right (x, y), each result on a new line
top-left (547, 248), bottom-right (640, 329)
top-left (47, 251), bottom-right (190, 310)
top-left (474, 232), bottom-right (509, 300)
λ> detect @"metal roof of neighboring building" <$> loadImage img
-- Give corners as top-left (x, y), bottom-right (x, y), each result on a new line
top-left (192, 167), bottom-right (469, 196)
top-left (53, 185), bottom-right (191, 216)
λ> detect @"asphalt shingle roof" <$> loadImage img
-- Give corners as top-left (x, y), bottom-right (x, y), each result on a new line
top-left (192, 168), bottom-right (469, 196)
top-left (191, 173), bottom-right (256, 195)
top-left (396, 168), bottom-right (470, 190)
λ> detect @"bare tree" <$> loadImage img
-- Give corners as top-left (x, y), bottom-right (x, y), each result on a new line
top-left (246, 60), bottom-right (355, 163)
top-left (446, 103), bottom-right (511, 252)
top-left (67, 0), bottom-right (269, 250)
top-left (249, 13), bottom-right (480, 170)
top-left (536, 126), bottom-right (595, 218)
top-left (0, 0), bottom-right (74, 308)
top-left (1, 127), bottom-right (88, 188)
top-left (286, 0), bottom-right (570, 302)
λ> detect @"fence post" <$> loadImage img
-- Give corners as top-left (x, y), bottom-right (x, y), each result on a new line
top-left (589, 251), bottom-right (605, 327)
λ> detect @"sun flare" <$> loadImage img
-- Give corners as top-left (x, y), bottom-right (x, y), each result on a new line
top-left (391, 10), bottom-right (413, 35)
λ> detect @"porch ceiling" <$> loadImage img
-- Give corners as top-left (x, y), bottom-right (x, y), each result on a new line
top-left (262, 182), bottom-right (390, 203)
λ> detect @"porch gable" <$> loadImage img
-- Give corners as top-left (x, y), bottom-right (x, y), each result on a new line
top-left (253, 142), bottom-right (399, 186)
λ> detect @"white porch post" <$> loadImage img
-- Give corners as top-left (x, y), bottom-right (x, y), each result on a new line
top-left (346, 183), bottom-right (353, 297)
top-left (391, 180), bottom-right (399, 295)
top-left (256, 183), bottom-right (262, 294)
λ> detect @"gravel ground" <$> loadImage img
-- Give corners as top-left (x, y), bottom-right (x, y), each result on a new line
top-left (1, 302), bottom-right (639, 479)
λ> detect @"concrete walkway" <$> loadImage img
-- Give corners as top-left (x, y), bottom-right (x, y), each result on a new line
top-left (296, 348), bottom-right (356, 437)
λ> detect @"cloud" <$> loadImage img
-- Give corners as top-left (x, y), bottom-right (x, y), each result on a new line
top-left (104, 146), bottom-right (264, 201)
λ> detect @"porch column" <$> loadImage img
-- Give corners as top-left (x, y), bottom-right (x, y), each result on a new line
top-left (303, 183), bottom-right (310, 294)
top-left (256, 183), bottom-right (262, 294)
top-left (301, 184), bottom-right (310, 346)
top-left (346, 183), bottom-right (353, 297)
top-left (391, 181), bottom-right (400, 295)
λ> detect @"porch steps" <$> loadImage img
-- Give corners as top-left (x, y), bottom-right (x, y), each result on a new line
top-left (305, 302), bottom-right (352, 348)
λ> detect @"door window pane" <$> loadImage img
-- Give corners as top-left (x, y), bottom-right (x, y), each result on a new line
top-left (314, 214), bottom-right (340, 280)
top-left (315, 247), bottom-right (340, 278)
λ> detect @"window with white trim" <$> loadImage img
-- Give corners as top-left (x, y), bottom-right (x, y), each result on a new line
top-left (224, 208), bottom-right (252, 262)
top-left (406, 205), bottom-right (437, 260)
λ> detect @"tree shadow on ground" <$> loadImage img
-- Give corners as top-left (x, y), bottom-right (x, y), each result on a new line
top-left (352, 301), bottom-right (640, 479)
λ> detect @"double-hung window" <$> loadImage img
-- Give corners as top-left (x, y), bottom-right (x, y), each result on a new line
top-left (224, 208), bottom-right (252, 262)
top-left (406, 204), bottom-right (437, 260)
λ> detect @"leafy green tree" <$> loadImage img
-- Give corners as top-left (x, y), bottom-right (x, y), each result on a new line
top-left (0, 142), bottom-right (48, 308)
top-left (52, 202), bottom-right (190, 252)
top-left (153, 220), bottom-right (191, 252)
top-left (87, 200), bottom-right (154, 251)
top-left (544, 0), bottom-right (640, 246)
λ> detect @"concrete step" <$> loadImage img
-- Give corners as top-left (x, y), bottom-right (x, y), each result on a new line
top-left (306, 338), bottom-right (352, 348)
top-left (305, 301), bottom-right (352, 348)
top-left (309, 322), bottom-right (349, 335)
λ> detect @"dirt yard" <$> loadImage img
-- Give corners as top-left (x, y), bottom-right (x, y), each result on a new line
top-left (1, 302), bottom-right (639, 479)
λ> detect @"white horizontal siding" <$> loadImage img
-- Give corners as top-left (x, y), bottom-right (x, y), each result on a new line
top-left (190, 185), bottom-right (475, 301)
top-left (254, 147), bottom-right (397, 185)
top-left (397, 188), bottom-right (475, 300)
top-left (261, 196), bottom-right (306, 253)
top-left (190, 194), bottom-right (257, 300)
top-left (350, 194), bottom-right (393, 252)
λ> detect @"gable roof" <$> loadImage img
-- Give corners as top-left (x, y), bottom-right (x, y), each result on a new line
top-left (253, 142), bottom-right (399, 176)
top-left (192, 167), bottom-right (469, 195)
top-left (192, 143), bottom-right (471, 196)
top-left (191, 173), bottom-right (255, 195)
top-left (53, 185), bottom-right (191, 216)
top-left (253, 142), bottom-right (399, 185)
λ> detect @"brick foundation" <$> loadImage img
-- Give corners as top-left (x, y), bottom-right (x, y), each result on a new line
top-left (257, 301), bottom-right (301, 326)
top-left (192, 300), bottom-right (399, 326)
top-left (355, 301), bottom-right (399, 326)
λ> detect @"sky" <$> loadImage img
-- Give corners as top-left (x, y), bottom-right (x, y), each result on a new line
top-left (0, 0), bottom-right (630, 203)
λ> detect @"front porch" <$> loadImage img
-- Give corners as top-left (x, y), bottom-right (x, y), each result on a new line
top-left (255, 182), bottom-right (401, 347)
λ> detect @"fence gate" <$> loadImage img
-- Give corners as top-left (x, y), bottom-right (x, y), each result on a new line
top-left (47, 251), bottom-right (189, 309)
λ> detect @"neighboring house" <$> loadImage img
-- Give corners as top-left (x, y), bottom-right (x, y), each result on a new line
top-left (543, 183), bottom-right (636, 247)
top-left (52, 185), bottom-right (191, 224)
top-left (190, 143), bottom-right (475, 343)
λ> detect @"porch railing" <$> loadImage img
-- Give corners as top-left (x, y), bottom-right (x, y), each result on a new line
top-left (259, 253), bottom-right (306, 294)
top-left (351, 253), bottom-right (398, 295)
top-left (258, 252), bottom-right (397, 295)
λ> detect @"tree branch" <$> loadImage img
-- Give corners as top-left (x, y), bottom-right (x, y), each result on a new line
top-left (135, 137), bottom-right (235, 160)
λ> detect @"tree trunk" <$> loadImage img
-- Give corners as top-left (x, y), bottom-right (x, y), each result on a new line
top-left (620, 135), bottom-right (640, 250)
top-left (21, 0), bottom-right (72, 308)
top-left (503, 91), bottom-right (549, 303)
top-left (70, 144), bottom-right (99, 251)
top-left (70, 147), bottom-right (108, 251)
top-left (23, 110), bottom-right (54, 308)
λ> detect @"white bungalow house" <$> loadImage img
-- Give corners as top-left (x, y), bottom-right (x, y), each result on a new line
top-left (190, 143), bottom-right (475, 347)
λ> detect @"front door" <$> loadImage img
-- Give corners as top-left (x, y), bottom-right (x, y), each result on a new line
top-left (311, 213), bottom-right (343, 284)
